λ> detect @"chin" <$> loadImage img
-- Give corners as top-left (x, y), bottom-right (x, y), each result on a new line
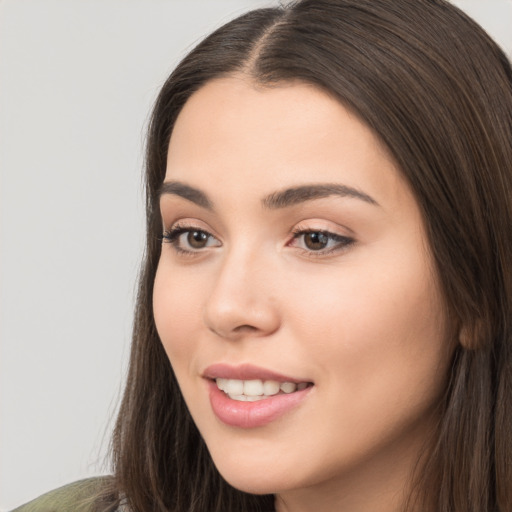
top-left (218, 468), bottom-right (288, 496)
top-left (207, 447), bottom-right (298, 495)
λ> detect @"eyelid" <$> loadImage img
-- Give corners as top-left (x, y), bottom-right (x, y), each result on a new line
top-left (161, 220), bottom-right (221, 255)
top-left (288, 222), bottom-right (355, 256)
top-left (160, 218), bottom-right (355, 257)
top-left (161, 218), bottom-right (220, 239)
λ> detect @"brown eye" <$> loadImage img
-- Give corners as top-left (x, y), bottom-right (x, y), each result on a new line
top-left (290, 229), bottom-right (355, 255)
top-left (163, 226), bottom-right (221, 253)
top-left (187, 230), bottom-right (209, 249)
top-left (304, 232), bottom-right (329, 250)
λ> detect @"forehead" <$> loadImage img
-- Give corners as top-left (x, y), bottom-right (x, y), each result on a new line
top-left (165, 76), bottom-right (406, 208)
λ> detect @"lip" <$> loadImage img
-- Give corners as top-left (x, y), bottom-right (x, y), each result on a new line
top-left (203, 363), bottom-right (311, 383)
top-left (203, 364), bottom-right (314, 428)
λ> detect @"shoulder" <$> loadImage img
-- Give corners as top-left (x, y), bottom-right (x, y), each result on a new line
top-left (11, 477), bottom-right (117, 512)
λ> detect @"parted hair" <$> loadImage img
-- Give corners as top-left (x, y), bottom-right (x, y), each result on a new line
top-left (100, 1), bottom-right (512, 511)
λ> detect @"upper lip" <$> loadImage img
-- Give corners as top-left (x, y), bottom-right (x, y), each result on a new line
top-left (203, 363), bottom-right (312, 383)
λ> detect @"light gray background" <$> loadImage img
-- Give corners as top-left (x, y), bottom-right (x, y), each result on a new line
top-left (1, 1), bottom-right (511, 510)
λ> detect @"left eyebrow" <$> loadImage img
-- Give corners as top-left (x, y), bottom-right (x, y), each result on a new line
top-left (262, 183), bottom-right (379, 209)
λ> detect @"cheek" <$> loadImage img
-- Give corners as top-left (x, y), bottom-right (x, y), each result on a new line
top-left (285, 249), bottom-right (450, 421)
top-left (153, 260), bottom-right (204, 367)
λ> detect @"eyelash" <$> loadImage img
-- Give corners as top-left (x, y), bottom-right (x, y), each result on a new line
top-left (162, 223), bottom-right (354, 257)
top-left (162, 223), bottom-right (219, 256)
top-left (289, 227), bottom-right (354, 256)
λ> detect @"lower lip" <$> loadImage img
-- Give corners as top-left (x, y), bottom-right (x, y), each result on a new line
top-left (207, 380), bottom-right (313, 428)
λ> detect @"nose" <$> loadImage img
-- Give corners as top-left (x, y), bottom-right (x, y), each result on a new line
top-left (203, 248), bottom-right (280, 341)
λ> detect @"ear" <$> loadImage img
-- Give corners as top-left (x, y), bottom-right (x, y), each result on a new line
top-left (458, 323), bottom-right (473, 349)
top-left (458, 318), bottom-right (487, 350)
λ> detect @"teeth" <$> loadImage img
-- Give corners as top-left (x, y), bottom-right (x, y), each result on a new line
top-left (216, 378), bottom-right (309, 399)
top-left (216, 378), bottom-right (228, 391)
top-left (224, 379), bottom-right (244, 395)
top-left (227, 393), bottom-right (268, 402)
top-left (228, 394), bottom-right (247, 401)
top-left (244, 379), bottom-right (263, 396)
top-left (262, 380), bottom-right (280, 395)
top-left (280, 382), bottom-right (297, 393)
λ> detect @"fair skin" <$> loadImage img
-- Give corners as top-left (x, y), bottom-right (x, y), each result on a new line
top-left (153, 76), bottom-right (454, 512)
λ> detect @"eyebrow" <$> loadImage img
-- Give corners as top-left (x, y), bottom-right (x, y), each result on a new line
top-left (158, 181), bottom-right (213, 210)
top-left (158, 180), bottom-right (379, 210)
top-left (262, 183), bottom-right (379, 208)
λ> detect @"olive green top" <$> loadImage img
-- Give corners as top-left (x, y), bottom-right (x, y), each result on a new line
top-left (11, 478), bottom-right (117, 512)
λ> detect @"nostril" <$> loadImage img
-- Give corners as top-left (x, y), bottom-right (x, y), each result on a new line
top-left (233, 325), bottom-right (258, 333)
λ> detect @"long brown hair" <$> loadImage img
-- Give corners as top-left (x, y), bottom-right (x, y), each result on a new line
top-left (104, 1), bottom-right (512, 510)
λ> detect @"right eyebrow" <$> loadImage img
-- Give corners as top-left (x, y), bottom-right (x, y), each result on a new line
top-left (158, 181), bottom-right (213, 210)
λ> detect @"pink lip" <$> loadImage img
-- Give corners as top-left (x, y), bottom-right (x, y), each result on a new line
top-left (203, 364), bottom-right (313, 429)
top-left (203, 363), bottom-right (310, 383)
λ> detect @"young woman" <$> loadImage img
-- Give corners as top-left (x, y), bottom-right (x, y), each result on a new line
top-left (14, 0), bottom-right (512, 511)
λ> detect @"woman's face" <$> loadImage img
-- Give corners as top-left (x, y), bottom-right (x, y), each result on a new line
top-left (153, 77), bottom-right (453, 505)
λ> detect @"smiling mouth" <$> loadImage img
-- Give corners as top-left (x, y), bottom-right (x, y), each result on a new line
top-left (205, 366), bottom-right (315, 427)
top-left (215, 378), bottom-right (313, 401)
